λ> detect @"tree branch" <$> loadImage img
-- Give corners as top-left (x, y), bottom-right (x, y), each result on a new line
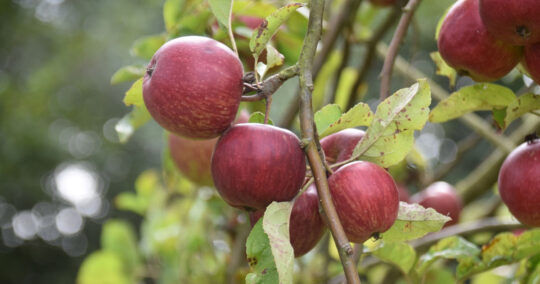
top-left (241, 65), bottom-right (299, 101)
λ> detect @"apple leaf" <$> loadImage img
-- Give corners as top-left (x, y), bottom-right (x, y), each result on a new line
top-left (115, 105), bottom-right (151, 143)
top-left (429, 83), bottom-right (516, 123)
top-left (249, 3), bottom-right (304, 58)
top-left (319, 103), bottom-right (373, 138)
top-left (334, 67), bottom-right (360, 110)
top-left (246, 201), bottom-right (294, 284)
top-left (77, 251), bottom-right (130, 284)
top-left (209, 0), bottom-right (232, 28)
top-left (115, 193), bottom-right (146, 215)
top-left (371, 241), bottom-right (417, 274)
top-left (248, 111), bottom-right (274, 125)
top-left (381, 202), bottom-right (451, 242)
top-left (351, 79), bottom-right (431, 168)
top-left (101, 220), bottom-right (140, 275)
top-left (130, 34), bottom-right (166, 60)
top-left (265, 44), bottom-right (285, 70)
top-left (163, 0), bottom-right (185, 33)
top-left (430, 52), bottom-right (456, 88)
top-left (233, 0), bottom-right (276, 18)
top-left (503, 93), bottom-right (540, 128)
top-left (416, 236), bottom-right (480, 276)
top-left (111, 64), bottom-right (146, 85)
top-left (123, 78), bottom-right (143, 106)
top-left (314, 104), bottom-right (342, 135)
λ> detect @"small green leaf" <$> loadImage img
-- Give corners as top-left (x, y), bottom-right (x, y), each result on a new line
top-left (504, 92), bottom-right (540, 128)
top-left (115, 193), bottom-right (146, 215)
top-left (209, 0), bottom-right (232, 28)
top-left (314, 104), bottom-right (342, 135)
top-left (130, 34), bottom-right (166, 60)
top-left (430, 52), bottom-right (457, 88)
top-left (77, 251), bottom-right (130, 284)
top-left (248, 111), bottom-right (274, 125)
top-left (101, 220), bottom-right (140, 274)
top-left (429, 83), bottom-right (516, 123)
top-left (135, 170), bottom-right (160, 198)
top-left (351, 79), bottom-right (431, 168)
top-left (371, 241), bottom-right (417, 273)
top-left (319, 103), bottom-right (373, 138)
top-left (265, 44), bottom-right (285, 70)
top-left (115, 105), bottom-right (151, 143)
top-left (163, 0), bottom-right (185, 33)
top-left (249, 3), bottom-right (304, 57)
top-left (416, 236), bottom-right (480, 276)
top-left (381, 202), bottom-right (451, 242)
top-left (246, 220), bottom-right (278, 284)
top-left (111, 65), bottom-right (146, 85)
top-left (334, 67), bottom-right (359, 110)
top-left (123, 78), bottom-right (143, 106)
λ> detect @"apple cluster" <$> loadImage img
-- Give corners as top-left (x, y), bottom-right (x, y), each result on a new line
top-left (438, 0), bottom-right (540, 84)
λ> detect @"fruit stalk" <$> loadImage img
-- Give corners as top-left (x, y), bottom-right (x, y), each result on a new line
top-left (297, 0), bottom-right (361, 283)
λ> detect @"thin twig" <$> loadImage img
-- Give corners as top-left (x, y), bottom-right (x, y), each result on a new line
top-left (379, 0), bottom-right (423, 100)
top-left (241, 65), bottom-right (299, 101)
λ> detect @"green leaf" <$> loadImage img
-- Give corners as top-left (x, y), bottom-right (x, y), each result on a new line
top-left (429, 83), bottom-right (516, 123)
top-left (314, 104), bottom-right (342, 135)
top-left (123, 78), bottom-right (143, 106)
top-left (115, 105), bottom-right (151, 143)
top-left (246, 201), bottom-right (294, 284)
top-left (351, 79), bottom-right (431, 168)
top-left (416, 236), bottom-right (480, 276)
top-left (371, 241), bottom-right (417, 273)
top-left (135, 170), bottom-right (160, 198)
top-left (381, 202), bottom-right (451, 242)
top-left (430, 52), bottom-right (457, 88)
top-left (111, 65), bottom-right (146, 85)
top-left (312, 51), bottom-right (341, 110)
top-left (233, 0), bottom-right (276, 18)
top-left (101, 220), bottom-right (140, 275)
top-left (163, 0), bottom-right (185, 33)
top-left (334, 67), bottom-right (359, 110)
top-left (209, 0), bottom-right (232, 28)
top-left (265, 44), bottom-right (284, 70)
top-left (77, 251), bottom-right (130, 284)
top-left (115, 192), bottom-right (146, 215)
top-left (319, 103), bottom-right (373, 138)
top-left (249, 3), bottom-right (304, 57)
top-left (130, 34), bottom-right (166, 60)
top-left (248, 111), bottom-right (274, 125)
top-left (504, 93), bottom-right (540, 128)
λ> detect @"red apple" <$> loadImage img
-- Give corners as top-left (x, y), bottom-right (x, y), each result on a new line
top-left (369, 0), bottom-right (397, 7)
top-left (479, 0), bottom-right (540, 46)
top-left (211, 124), bottom-right (306, 211)
top-left (143, 36), bottom-right (244, 139)
top-left (249, 184), bottom-right (326, 257)
top-left (328, 161), bottom-right (399, 243)
top-left (235, 15), bottom-right (265, 30)
top-left (397, 184), bottom-right (411, 203)
top-left (320, 129), bottom-right (365, 164)
top-left (438, 0), bottom-right (522, 82)
top-left (411, 181), bottom-right (462, 227)
top-left (524, 43), bottom-right (540, 84)
top-left (498, 137), bottom-right (540, 227)
top-left (168, 110), bottom-right (249, 186)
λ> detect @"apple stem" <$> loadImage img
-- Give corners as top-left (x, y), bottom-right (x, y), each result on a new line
top-left (297, 0), bottom-right (361, 283)
top-left (379, 0), bottom-right (422, 101)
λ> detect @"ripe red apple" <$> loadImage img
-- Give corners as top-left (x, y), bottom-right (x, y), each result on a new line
top-left (328, 161), bottom-right (399, 243)
top-left (397, 184), bottom-right (411, 203)
top-left (168, 110), bottom-right (249, 186)
top-left (411, 181), bottom-right (462, 227)
top-left (143, 36), bottom-right (244, 139)
top-left (524, 43), bottom-right (540, 84)
top-left (235, 15), bottom-right (265, 30)
top-left (320, 129), bottom-right (365, 164)
top-left (249, 184), bottom-right (326, 257)
top-left (369, 0), bottom-right (397, 7)
top-left (211, 124), bottom-right (306, 211)
top-left (437, 0), bottom-right (522, 82)
top-left (479, 0), bottom-right (540, 46)
top-left (498, 137), bottom-right (540, 227)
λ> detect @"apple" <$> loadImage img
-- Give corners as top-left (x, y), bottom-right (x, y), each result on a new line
top-left (211, 123), bottom-right (306, 211)
top-left (479, 0), bottom-right (540, 46)
top-left (249, 184), bottom-right (326, 257)
top-left (397, 184), bottom-right (411, 203)
top-left (168, 110), bottom-right (249, 186)
top-left (328, 161), bottom-right (399, 243)
top-left (320, 129), bottom-right (365, 164)
top-left (411, 181), bottom-right (462, 227)
top-left (498, 137), bottom-right (540, 227)
top-left (524, 43), bottom-right (540, 85)
top-left (437, 0), bottom-right (522, 82)
top-left (235, 15), bottom-right (265, 30)
top-left (143, 36), bottom-right (244, 139)
top-left (369, 0), bottom-right (397, 7)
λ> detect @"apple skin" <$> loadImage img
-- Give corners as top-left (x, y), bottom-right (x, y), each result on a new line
top-left (328, 161), bottom-right (399, 243)
top-left (397, 184), bottom-right (411, 203)
top-left (211, 123), bottom-right (306, 211)
top-left (249, 185), bottom-right (326, 257)
top-left (143, 36), bottom-right (244, 139)
top-left (498, 139), bottom-right (540, 227)
top-left (479, 0), bottom-right (540, 46)
top-left (369, 0), bottom-right (397, 7)
top-left (524, 43), bottom-right (540, 85)
top-left (438, 0), bottom-right (522, 82)
top-left (411, 181), bottom-right (462, 227)
top-left (168, 111), bottom-right (249, 186)
top-left (320, 129), bottom-right (365, 164)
